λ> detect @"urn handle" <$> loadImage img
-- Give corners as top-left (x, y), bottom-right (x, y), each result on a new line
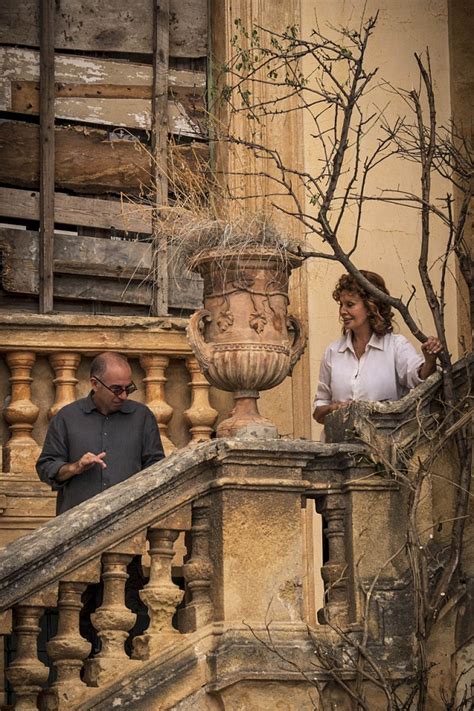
top-left (186, 309), bottom-right (213, 371)
top-left (287, 314), bottom-right (307, 373)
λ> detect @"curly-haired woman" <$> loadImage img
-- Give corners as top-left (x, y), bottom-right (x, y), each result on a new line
top-left (313, 270), bottom-right (442, 425)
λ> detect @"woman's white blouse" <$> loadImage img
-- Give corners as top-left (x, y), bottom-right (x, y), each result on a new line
top-left (313, 332), bottom-right (424, 409)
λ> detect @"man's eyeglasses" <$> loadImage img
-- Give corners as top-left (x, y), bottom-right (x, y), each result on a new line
top-left (93, 376), bottom-right (137, 397)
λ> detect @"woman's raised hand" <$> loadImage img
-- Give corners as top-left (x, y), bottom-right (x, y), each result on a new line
top-left (421, 336), bottom-right (442, 360)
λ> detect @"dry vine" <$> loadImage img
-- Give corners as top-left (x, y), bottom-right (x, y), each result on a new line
top-left (215, 13), bottom-right (473, 710)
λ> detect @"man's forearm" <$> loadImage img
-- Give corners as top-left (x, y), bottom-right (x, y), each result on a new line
top-left (56, 451), bottom-right (107, 483)
top-left (56, 462), bottom-right (81, 482)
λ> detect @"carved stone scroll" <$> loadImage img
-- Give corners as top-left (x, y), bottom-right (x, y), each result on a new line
top-left (48, 352), bottom-right (81, 419)
top-left (6, 605), bottom-right (49, 710)
top-left (84, 553), bottom-right (136, 687)
top-left (132, 528), bottom-right (183, 660)
top-left (139, 354), bottom-right (175, 455)
top-left (179, 498), bottom-right (213, 632)
top-left (3, 351), bottom-right (40, 474)
top-left (184, 356), bottom-right (218, 443)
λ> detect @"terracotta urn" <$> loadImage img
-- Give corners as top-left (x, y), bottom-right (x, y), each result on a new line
top-left (186, 248), bottom-right (307, 437)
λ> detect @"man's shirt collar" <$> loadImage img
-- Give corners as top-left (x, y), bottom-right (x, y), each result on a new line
top-left (81, 392), bottom-right (136, 415)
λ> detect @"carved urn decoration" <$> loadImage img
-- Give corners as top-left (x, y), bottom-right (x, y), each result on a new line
top-left (187, 248), bottom-right (307, 437)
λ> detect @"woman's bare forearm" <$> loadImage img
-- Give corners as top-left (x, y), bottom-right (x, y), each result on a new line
top-left (313, 401), bottom-right (351, 424)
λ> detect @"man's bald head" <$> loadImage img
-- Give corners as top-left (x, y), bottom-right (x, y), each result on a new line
top-left (89, 352), bottom-right (134, 415)
top-left (90, 352), bottom-right (130, 379)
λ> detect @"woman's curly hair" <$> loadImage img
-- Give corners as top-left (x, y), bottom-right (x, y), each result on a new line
top-left (332, 270), bottom-right (395, 336)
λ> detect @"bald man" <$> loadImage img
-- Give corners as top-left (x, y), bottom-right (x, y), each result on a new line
top-left (37, 352), bottom-right (165, 514)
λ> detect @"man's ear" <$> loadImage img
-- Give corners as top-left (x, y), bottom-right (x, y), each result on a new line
top-left (90, 377), bottom-right (97, 392)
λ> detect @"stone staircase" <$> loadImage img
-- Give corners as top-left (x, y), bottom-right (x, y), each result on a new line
top-left (0, 437), bottom-right (374, 710)
top-left (0, 354), bottom-right (472, 710)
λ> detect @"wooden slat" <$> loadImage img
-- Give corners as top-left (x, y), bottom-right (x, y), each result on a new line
top-left (0, 47), bottom-right (205, 92)
top-left (12, 82), bottom-right (153, 102)
top-left (151, 0), bottom-right (170, 316)
top-left (1, 47), bottom-right (205, 135)
top-left (0, 228), bottom-right (151, 279)
top-left (9, 83), bottom-right (204, 136)
top-left (0, 227), bottom-right (203, 309)
top-left (39, 0), bottom-right (54, 313)
top-left (0, 0), bottom-right (207, 57)
top-left (0, 188), bottom-right (153, 233)
top-left (0, 121), bottom-right (209, 195)
top-left (0, 228), bottom-right (151, 305)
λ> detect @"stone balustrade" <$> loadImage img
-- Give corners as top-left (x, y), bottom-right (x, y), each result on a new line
top-left (0, 314), bottom-right (222, 545)
top-left (0, 438), bottom-right (380, 710)
top-left (0, 404), bottom-right (468, 709)
top-left (1, 346), bottom-right (218, 465)
top-left (4, 519), bottom-right (193, 710)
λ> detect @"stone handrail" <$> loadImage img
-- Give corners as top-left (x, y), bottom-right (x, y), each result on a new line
top-left (0, 313), bottom-right (193, 352)
top-left (0, 438), bottom-right (364, 611)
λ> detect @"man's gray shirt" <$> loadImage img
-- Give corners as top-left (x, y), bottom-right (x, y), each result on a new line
top-left (36, 394), bottom-right (165, 514)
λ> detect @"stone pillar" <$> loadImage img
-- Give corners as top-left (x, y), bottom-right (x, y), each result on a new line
top-left (48, 352), bottom-right (81, 420)
top-left (184, 356), bottom-right (218, 443)
top-left (133, 528), bottom-right (183, 660)
top-left (3, 352), bottom-right (40, 474)
top-left (316, 492), bottom-right (349, 627)
top-left (180, 498), bottom-right (213, 631)
top-left (205, 449), bottom-right (311, 701)
top-left (6, 605), bottom-right (49, 711)
top-left (343, 475), bottom-right (411, 656)
top-left (139, 354), bottom-right (175, 455)
top-left (84, 553), bottom-right (136, 686)
top-left (45, 581), bottom-right (91, 709)
top-left (209, 456), bottom-right (307, 625)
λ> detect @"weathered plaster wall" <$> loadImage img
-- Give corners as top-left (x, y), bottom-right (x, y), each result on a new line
top-left (302, 0), bottom-right (461, 441)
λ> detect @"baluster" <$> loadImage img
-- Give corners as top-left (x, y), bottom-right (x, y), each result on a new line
top-left (84, 553), bottom-right (136, 687)
top-left (6, 605), bottom-right (49, 711)
top-left (132, 528), bottom-right (183, 660)
top-left (3, 352), bottom-right (40, 474)
top-left (179, 498), bottom-right (213, 632)
top-left (43, 582), bottom-right (90, 709)
top-left (316, 494), bottom-right (349, 627)
top-left (184, 356), bottom-right (218, 443)
top-left (48, 353), bottom-right (81, 420)
top-left (139, 354), bottom-right (175, 455)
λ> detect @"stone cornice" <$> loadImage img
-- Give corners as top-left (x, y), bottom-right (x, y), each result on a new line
top-left (0, 313), bottom-right (191, 355)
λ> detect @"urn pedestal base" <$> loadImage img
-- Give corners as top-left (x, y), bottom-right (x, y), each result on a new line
top-left (216, 391), bottom-right (278, 439)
